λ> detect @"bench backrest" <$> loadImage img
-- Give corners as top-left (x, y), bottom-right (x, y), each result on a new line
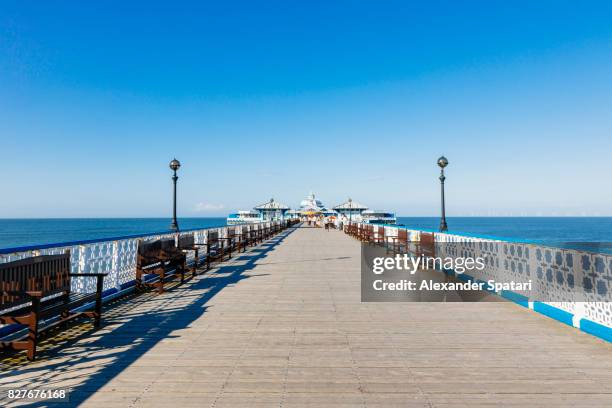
top-left (178, 234), bottom-right (195, 249)
top-left (0, 251), bottom-right (71, 310)
top-left (398, 229), bottom-right (408, 242)
top-left (137, 239), bottom-right (163, 269)
top-left (420, 232), bottom-right (436, 257)
top-left (138, 239), bottom-right (161, 257)
top-left (137, 238), bottom-right (181, 268)
top-left (378, 226), bottom-right (385, 238)
top-left (160, 238), bottom-right (177, 252)
top-left (420, 232), bottom-right (434, 245)
top-left (208, 230), bottom-right (219, 243)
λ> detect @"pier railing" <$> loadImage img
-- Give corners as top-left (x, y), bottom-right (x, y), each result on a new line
top-left (367, 223), bottom-right (611, 340)
top-left (0, 221), bottom-right (283, 295)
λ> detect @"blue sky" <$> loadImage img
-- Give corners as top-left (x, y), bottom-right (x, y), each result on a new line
top-left (1, 1), bottom-right (611, 217)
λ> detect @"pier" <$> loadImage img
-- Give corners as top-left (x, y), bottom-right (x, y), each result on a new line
top-left (2, 225), bottom-right (611, 407)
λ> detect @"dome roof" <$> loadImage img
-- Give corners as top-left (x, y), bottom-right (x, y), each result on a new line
top-left (299, 192), bottom-right (327, 211)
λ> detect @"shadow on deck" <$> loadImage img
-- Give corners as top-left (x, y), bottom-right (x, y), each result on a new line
top-left (0, 227), bottom-right (297, 407)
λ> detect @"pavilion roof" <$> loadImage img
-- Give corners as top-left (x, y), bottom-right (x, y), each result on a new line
top-left (333, 198), bottom-right (368, 211)
top-left (254, 198), bottom-right (290, 210)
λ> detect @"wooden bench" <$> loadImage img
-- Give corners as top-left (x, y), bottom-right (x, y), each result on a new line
top-left (249, 226), bottom-right (260, 245)
top-left (388, 228), bottom-right (409, 254)
top-left (344, 223), bottom-right (356, 237)
top-left (262, 225), bottom-right (270, 240)
top-left (0, 251), bottom-right (106, 361)
top-left (353, 224), bottom-right (359, 238)
top-left (177, 234), bottom-right (205, 274)
top-left (264, 224), bottom-right (270, 239)
top-left (357, 224), bottom-right (365, 241)
top-left (416, 232), bottom-right (436, 258)
top-left (363, 225), bottom-right (374, 243)
top-left (243, 226), bottom-right (254, 247)
top-left (205, 230), bottom-right (225, 270)
top-left (136, 238), bottom-right (187, 294)
top-left (235, 226), bottom-right (248, 253)
top-left (231, 227), bottom-right (248, 253)
top-left (357, 224), bottom-right (367, 241)
top-left (221, 228), bottom-right (238, 259)
top-left (388, 230), bottom-right (436, 258)
top-left (373, 226), bottom-right (386, 245)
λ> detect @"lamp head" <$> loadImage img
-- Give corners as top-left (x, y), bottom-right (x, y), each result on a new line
top-left (169, 158), bottom-right (181, 171)
top-left (437, 155), bottom-right (448, 169)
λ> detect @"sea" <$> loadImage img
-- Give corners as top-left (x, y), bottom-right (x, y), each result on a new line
top-left (0, 217), bottom-right (610, 253)
top-left (396, 217), bottom-right (612, 254)
top-left (0, 218), bottom-right (226, 250)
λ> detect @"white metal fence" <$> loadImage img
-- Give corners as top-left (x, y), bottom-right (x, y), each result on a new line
top-left (0, 221), bottom-right (281, 295)
top-left (376, 224), bottom-right (612, 330)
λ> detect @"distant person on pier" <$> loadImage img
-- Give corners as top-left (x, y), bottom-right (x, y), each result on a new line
top-left (339, 215), bottom-right (347, 231)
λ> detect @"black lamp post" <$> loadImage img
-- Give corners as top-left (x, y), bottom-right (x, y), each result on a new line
top-left (437, 156), bottom-right (448, 232)
top-left (348, 198), bottom-right (353, 224)
top-left (169, 158), bottom-right (181, 232)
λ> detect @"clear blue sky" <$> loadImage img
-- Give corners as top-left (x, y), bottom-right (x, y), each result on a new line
top-left (2, 1), bottom-right (611, 217)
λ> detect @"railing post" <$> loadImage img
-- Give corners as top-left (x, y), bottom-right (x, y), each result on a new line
top-left (74, 244), bottom-right (86, 292)
top-left (111, 240), bottom-right (121, 291)
top-left (573, 302), bottom-right (585, 328)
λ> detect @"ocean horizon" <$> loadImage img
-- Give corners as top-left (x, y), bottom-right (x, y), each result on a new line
top-left (0, 216), bottom-right (610, 253)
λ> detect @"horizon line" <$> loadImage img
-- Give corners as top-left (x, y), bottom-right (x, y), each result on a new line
top-left (1, 215), bottom-right (611, 220)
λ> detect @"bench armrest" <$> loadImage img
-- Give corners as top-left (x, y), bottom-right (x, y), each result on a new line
top-left (69, 273), bottom-right (108, 277)
top-left (160, 249), bottom-right (184, 257)
top-left (2, 290), bottom-right (44, 297)
top-left (140, 255), bottom-right (164, 264)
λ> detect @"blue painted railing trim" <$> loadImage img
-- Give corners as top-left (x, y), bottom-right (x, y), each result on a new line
top-left (500, 290), bottom-right (530, 307)
top-left (404, 261), bottom-right (610, 343)
top-left (0, 324), bottom-right (25, 338)
top-left (456, 272), bottom-right (471, 282)
top-left (532, 302), bottom-right (574, 326)
top-left (580, 319), bottom-right (612, 342)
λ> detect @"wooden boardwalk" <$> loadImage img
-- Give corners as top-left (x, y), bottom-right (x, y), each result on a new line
top-left (1, 226), bottom-right (612, 407)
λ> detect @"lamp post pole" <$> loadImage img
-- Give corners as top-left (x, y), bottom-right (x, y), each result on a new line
top-left (169, 158), bottom-right (181, 232)
top-left (437, 156), bottom-right (448, 232)
top-left (348, 198), bottom-right (353, 225)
